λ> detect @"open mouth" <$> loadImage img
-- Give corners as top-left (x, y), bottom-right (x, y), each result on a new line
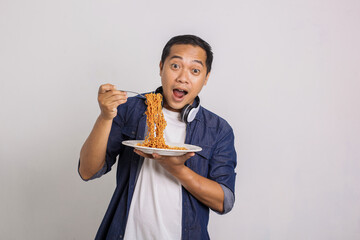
top-left (173, 89), bottom-right (188, 99)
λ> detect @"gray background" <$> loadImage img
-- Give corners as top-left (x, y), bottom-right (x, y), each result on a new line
top-left (1, 0), bottom-right (360, 239)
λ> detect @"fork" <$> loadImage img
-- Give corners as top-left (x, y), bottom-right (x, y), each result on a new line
top-left (120, 90), bottom-right (146, 99)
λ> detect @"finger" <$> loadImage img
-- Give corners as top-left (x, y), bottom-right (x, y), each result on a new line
top-left (101, 89), bottom-right (126, 99)
top-left (110, 99), bottom-right (127, 108)
top-left (101, 102), bottom-right (122, 114)
top-left (134, 149), bottom-right (154, 159)
top-left (180, 152), bottom-right (195, 161)
top-left (152, 152), bottom-right (194, 161)
top-left (99, 83), bottom-right (116, 94)
top-left (107, 97), bottom-right (128, 109)
top-left (109, 107), bottom-right (117, 115)
top-left (152, 153), bottom-right (162, 159)
top-left (100, 90), bottom-right (128, 103)
top-left (98, 92), bottom-right (127, 108)
top-left (105, 92), bottom-right (128, 101)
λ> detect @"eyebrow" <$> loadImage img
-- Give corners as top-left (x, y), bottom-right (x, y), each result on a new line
top-left (170, 55), bottom-right (204, 67)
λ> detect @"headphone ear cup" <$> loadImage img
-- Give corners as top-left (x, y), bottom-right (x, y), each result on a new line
top-left (186, 106), bottom-right (199, 123)
top-left (180, 104), bottom-right (192, 123)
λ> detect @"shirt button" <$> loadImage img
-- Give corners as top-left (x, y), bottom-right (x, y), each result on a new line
top-left (119, 235), bottom-right (123, 239)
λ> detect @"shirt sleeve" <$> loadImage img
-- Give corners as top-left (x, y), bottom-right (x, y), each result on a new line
top-left (204, 121), bottom-right (237, 215)
top-left (211, 184), bottom-right (235, 215)
top-left (78, 160), bottom-right (108, 181)
top-left (219, 184), bottom-right (235, 214)
top-left (208, 127), bottom-right (237, 197)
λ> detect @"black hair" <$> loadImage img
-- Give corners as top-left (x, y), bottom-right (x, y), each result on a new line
top-left (161, 34), bottom-right (213, 75)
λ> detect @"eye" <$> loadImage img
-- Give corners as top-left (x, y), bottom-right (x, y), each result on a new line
top-left (192, 69), bottom-right (200, 75)
top-left (171, 63), bottom-right (180, 69)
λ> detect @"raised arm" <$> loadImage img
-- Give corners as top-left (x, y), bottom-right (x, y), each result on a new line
top-left (79, 84), bottom-right (127, 180)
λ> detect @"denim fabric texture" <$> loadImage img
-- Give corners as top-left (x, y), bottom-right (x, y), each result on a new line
top-left (90, 95), bottom-right (237, 240)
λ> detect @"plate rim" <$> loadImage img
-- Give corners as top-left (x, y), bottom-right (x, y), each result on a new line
top-left (122, 140), bottom-right (202, 152)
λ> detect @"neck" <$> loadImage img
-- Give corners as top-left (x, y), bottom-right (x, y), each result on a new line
top-left (163, 103), bottom-right (181, 112)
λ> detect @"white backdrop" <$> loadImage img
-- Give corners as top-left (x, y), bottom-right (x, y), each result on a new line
top-left (1, 0), bottom-right (360, 239)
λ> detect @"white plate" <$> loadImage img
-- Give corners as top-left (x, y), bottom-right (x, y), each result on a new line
top-left (122, 140), bottom-right (202, 156)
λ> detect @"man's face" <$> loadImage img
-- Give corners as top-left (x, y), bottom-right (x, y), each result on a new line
top-left (160, 44), bottom-right (210, 112)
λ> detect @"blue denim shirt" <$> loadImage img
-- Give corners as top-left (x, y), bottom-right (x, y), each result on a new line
top-left (90, 95), bottom-right (237, 240)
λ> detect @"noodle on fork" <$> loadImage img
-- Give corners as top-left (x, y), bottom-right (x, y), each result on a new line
top-left (138, 93), bottom-right (187, 150)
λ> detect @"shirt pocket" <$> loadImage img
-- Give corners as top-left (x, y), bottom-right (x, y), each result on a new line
top-left (121, 126), bottom-right (137, 140)
top-left (188, 145), bottom-right (213, 177)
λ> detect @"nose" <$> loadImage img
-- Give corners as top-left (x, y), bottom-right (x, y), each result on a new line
top-left (176, 69), bottom-right (189, 84)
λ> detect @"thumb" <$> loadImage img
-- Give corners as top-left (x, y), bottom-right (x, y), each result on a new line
top-left (183, 152), bottom-right (195, 160)
top-left (99, 83), bottom-right (116, 94)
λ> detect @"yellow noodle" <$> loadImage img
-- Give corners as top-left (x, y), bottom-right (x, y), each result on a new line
top-left (138, 93), bottom-right (187, 150)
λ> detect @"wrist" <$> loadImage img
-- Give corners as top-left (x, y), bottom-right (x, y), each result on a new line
top-left (171, 164), bottom-right (190, 180)
top-left (98, 113), bottom-right (115, 122)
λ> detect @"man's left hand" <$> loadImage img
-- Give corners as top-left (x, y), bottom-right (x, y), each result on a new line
top-left (134, 149), bottom-right (195, 176)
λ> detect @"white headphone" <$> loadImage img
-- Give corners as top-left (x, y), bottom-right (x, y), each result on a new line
top-left (155, 87), bottom-right (200, 123)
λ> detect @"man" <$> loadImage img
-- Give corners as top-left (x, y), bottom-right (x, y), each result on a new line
top-left (79, 35), bottom-right (237, 240)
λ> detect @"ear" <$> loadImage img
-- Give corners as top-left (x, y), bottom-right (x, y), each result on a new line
top-left (159, 61), bottom-right (163, 75)
top-left (204, 72), bottom-right (211, 86)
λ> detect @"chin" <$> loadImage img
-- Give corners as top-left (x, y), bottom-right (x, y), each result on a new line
top-left (165, 102), bottom-right (184, 112)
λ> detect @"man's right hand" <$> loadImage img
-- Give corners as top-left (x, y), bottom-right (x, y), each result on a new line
top-left (98, 84), bottom-right (128, 120)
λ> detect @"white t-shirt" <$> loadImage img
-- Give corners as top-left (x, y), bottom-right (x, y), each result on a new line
top-left (124, 108), bottom-right (186, 240)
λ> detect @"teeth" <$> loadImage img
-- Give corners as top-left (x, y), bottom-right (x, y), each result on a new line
top-left (174, 89), bottom-right (188, 95)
